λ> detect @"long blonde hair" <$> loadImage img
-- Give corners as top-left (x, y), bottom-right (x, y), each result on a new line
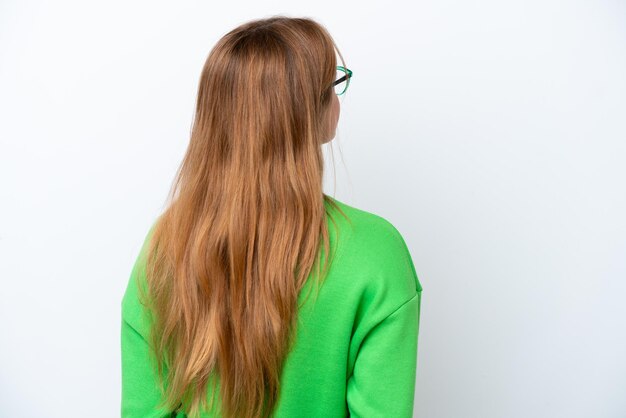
top-left (137, 16), bottom-right (349, 418)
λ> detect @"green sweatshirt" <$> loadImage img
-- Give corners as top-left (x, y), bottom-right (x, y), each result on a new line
top-left (121, 196), bottom-right (423, 417)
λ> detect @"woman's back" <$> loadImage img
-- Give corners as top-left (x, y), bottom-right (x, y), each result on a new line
top-left (121, 195), bottom-right (423, 417)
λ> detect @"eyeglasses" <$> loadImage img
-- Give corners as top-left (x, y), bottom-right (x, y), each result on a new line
top-left (332, 65), bottom-right (353, 96)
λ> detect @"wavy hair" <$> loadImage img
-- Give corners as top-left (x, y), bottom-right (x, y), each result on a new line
top-left (136, 16), bottom-right (349, 418)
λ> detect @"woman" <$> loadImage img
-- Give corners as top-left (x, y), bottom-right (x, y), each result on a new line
top-left (121, 15), bottom-right (423, 418)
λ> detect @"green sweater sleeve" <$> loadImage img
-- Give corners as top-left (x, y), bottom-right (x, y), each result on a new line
top-left (121, 222), bottom-right (176, 417)
top-left (121, 310), bottom-right (183, 418)
top-left (121, 317), bottom-right (175, 418)
top-left (346, 291), bottom-right (422, 418)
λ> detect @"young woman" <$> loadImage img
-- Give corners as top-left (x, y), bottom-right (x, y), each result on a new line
top-left (121, 15), bottom-right (423, 418)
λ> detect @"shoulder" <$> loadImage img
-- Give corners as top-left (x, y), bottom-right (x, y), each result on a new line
top-left (325, 195), bottom-right (415, 260)
top-left (121, 222), bottom-right (158, 337)
top-left (324, 196), bottom-right (422, 295)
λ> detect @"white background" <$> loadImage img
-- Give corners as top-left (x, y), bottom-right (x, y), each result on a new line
top-left (1, 1), bottom-right (625, 417)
